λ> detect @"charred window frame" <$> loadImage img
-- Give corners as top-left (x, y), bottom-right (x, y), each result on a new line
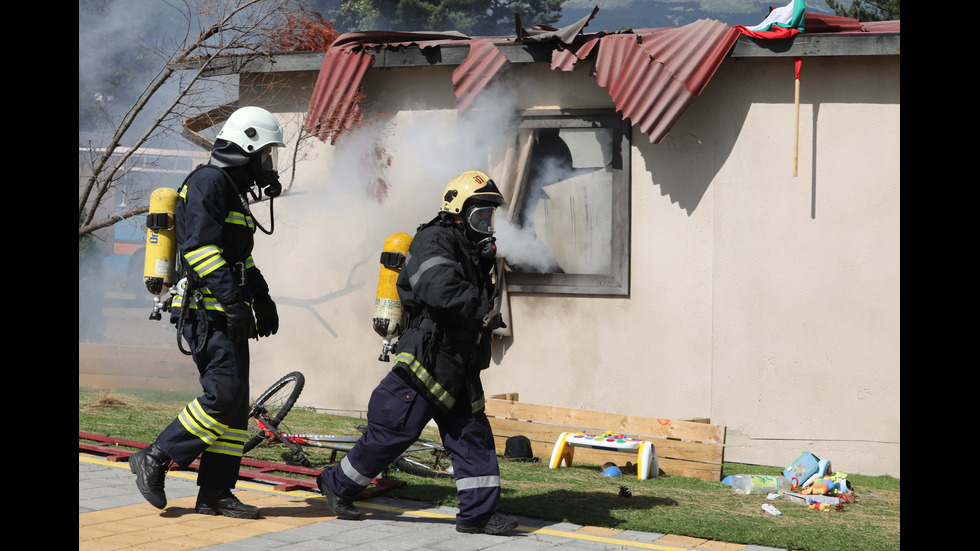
top-left (504, 109), bottom-right (631, 296)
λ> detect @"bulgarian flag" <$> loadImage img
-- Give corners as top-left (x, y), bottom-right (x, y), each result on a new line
top-left (735, 0), bottom-right (806, 39)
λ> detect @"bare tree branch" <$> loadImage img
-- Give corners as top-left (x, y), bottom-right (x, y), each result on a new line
top-left (79, 0), bottom-right (291, 237)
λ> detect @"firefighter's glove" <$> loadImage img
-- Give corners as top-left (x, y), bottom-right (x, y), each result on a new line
top-left (481, 309), bottom-right (507, 330)
top-left (253, 293), bottom-right (279, 338)
top-left (223, 300), bottom-right (256, 342)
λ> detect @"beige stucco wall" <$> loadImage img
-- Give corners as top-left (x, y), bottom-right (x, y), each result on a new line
top-left (245, 52), bottom-right (900, 477)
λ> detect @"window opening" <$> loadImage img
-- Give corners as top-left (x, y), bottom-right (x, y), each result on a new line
top-left (503, 110), bottom-right (630, 296)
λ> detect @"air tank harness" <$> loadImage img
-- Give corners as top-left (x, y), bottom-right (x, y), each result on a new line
top-left (172, 278), bottom-right (209, 356)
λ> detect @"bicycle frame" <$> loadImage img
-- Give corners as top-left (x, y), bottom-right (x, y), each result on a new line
top-left (249, 406), bottom-right (360, 465)
top-left (248, 405), bottom-right (451, 476)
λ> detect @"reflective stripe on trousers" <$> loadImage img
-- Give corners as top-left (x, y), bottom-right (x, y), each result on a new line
top-left (154, 316), bottom-right (251, 489)
top-left (318, 371), bottom-right (500, 526)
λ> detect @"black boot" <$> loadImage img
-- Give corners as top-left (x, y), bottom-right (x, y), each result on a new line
top-left (317, 476), bottom-right (362, 520)
top-left (129, 443), bottom-right (170, 509)
top-left (456, 512), bottom-right (519, 535)
top-left (195, 488), bottom-right (260, 519)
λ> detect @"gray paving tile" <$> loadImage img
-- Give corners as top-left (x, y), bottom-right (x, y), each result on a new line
top-left (80, 455), bottom-right (793, 551)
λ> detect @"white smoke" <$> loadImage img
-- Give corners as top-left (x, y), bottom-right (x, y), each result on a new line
top-left (293, 77), bottom-right (562, 274)
top-left (494, 215), bottom-right (558, 273)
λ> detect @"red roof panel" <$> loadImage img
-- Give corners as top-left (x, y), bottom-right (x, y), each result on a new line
top-left (452, 39), bottom-right (510, 113)
top-left (303, 48), bottom-right (373, 143)
top-left (303, 10), bottom-right (895, 145)
top-left (594, 20), bottom-right (739, 143)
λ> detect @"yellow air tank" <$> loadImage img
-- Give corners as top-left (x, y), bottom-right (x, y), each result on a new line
top-left (373, 232), bottom-right (412, 361)
top-left (143, 187), bottom-right (179, 320)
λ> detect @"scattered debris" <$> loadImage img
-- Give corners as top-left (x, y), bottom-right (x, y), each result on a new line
top-left (731, 451), bottom-right (863, 514)
top-left (808, 501), bottom-right (831, 512)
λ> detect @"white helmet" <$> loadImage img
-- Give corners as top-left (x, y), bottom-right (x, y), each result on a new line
top-left (216, 106), bottom-right (284, 154)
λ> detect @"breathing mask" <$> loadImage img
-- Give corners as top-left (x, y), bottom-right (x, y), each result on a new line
top-left (466, 204), bottom-right (498, 259)
top-left (252, 146), bottom-right (282, 197)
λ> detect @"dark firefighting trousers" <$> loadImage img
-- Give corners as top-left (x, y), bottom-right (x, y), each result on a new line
top-left (154, 316), bottom-right (251, 489)
top-left (317, 370), bottom-right (500, 529)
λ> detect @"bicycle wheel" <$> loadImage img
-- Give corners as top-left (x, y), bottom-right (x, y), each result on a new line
top-left (243, 371), bottom-right (305, 454)
top-left (394, 437), bottom-right (454, 479)
top-left (352, 424), bottom-right (453, 478)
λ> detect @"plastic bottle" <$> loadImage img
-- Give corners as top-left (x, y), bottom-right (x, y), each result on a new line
top-left (731, 475), bottom-right (792, 495)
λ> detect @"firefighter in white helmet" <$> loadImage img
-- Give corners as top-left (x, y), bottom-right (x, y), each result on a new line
top-left (316, 170), bottom-right (517, 535)
top-left (129, 106), bottom-right (285, 519)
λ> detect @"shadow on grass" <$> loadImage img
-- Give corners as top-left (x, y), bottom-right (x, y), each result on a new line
top-left (386, 481), bottom-right (678, 529)
top-left (501, 488), bottom-right (679, 528)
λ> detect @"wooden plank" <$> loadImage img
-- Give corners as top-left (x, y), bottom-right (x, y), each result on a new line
top-left (485, 399), bottom-right (725, 444)
top-left (485, 396), bottom-right (725, 481)
top-left (488, 392), bottom-right (520, 401)
top-left (489, 418), bottom-right (723, 464)
top-left (490, 430), bottom-right (722, 481)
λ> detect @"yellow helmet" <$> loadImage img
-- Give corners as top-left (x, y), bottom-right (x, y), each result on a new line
top-left (440, 170), bottom-right (505, 214)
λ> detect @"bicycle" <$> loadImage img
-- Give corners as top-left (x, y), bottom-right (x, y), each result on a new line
top-left (244, 371), bottom-right (453, 479)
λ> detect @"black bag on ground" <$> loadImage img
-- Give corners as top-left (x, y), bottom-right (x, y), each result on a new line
top-left (503, 435), bottom-right (537, 461)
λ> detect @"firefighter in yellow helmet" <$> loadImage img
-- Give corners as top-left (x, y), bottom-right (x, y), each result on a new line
top-left (129, 106), bottom-right (285, 519)
top-left (316, 170), bottom-right (517, 535)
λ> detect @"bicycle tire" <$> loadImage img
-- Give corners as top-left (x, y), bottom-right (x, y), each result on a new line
top-left (393, 438), bottom-right (454, 479)
top-left (243, 371), bottom-right (305, 454)
top-left (352, 425), bottom-right (453, 478)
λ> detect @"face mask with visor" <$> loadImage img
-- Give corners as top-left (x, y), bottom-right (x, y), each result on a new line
top-left (466, 205), bottom-right (496, 237)
top-left (465, 204), bottom-right (498, 259)
top-left (252, 146), bottom-right (282, 197)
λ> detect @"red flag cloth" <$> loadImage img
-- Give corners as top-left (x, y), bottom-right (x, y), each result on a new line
top-left (734, 0), bottom-right (806, 39)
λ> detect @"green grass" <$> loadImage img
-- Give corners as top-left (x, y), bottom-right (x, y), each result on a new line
top-left (79, 387), bottom-right (900, 551)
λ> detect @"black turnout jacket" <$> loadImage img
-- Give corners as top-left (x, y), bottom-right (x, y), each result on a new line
top-left (392, 216), bottom-right (498, 415)
top-left (171, 165), bottom-right (270, 320)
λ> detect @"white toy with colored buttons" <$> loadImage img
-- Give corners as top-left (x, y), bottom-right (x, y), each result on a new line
top-left (549, 430), bottom-right (658, 480)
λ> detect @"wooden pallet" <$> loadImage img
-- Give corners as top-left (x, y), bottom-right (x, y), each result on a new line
top-left (485, 394), bottom-right (725, 481)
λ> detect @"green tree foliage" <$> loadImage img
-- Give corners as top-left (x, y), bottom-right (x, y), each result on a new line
top-left (328, 0), bottom-right (565, 36)
top-left (825, 0), bottom-right (899, 22)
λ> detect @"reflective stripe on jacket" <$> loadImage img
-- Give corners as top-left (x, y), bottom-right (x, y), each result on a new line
top-left (393, 220), bottom-right (496, 415)
top-left (170, 165), bottom-right (269, 316)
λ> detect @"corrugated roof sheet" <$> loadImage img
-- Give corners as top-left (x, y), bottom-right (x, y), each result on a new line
top-left (802, 11), bottom-right (901, 33)
top-left (452, 39), bottom-right (510, 113)
top-left (596, 20), bottom-right (740, 143)
top-left (303, 31), bottom-right (473, 142)
top-left (303, 47), bottom-right (373, 142)
top-left (304, 9), bottom-right (898, 145)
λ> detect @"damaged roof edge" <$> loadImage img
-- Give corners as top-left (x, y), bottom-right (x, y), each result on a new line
top-left (175, 32), bottom-right (898, 77)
